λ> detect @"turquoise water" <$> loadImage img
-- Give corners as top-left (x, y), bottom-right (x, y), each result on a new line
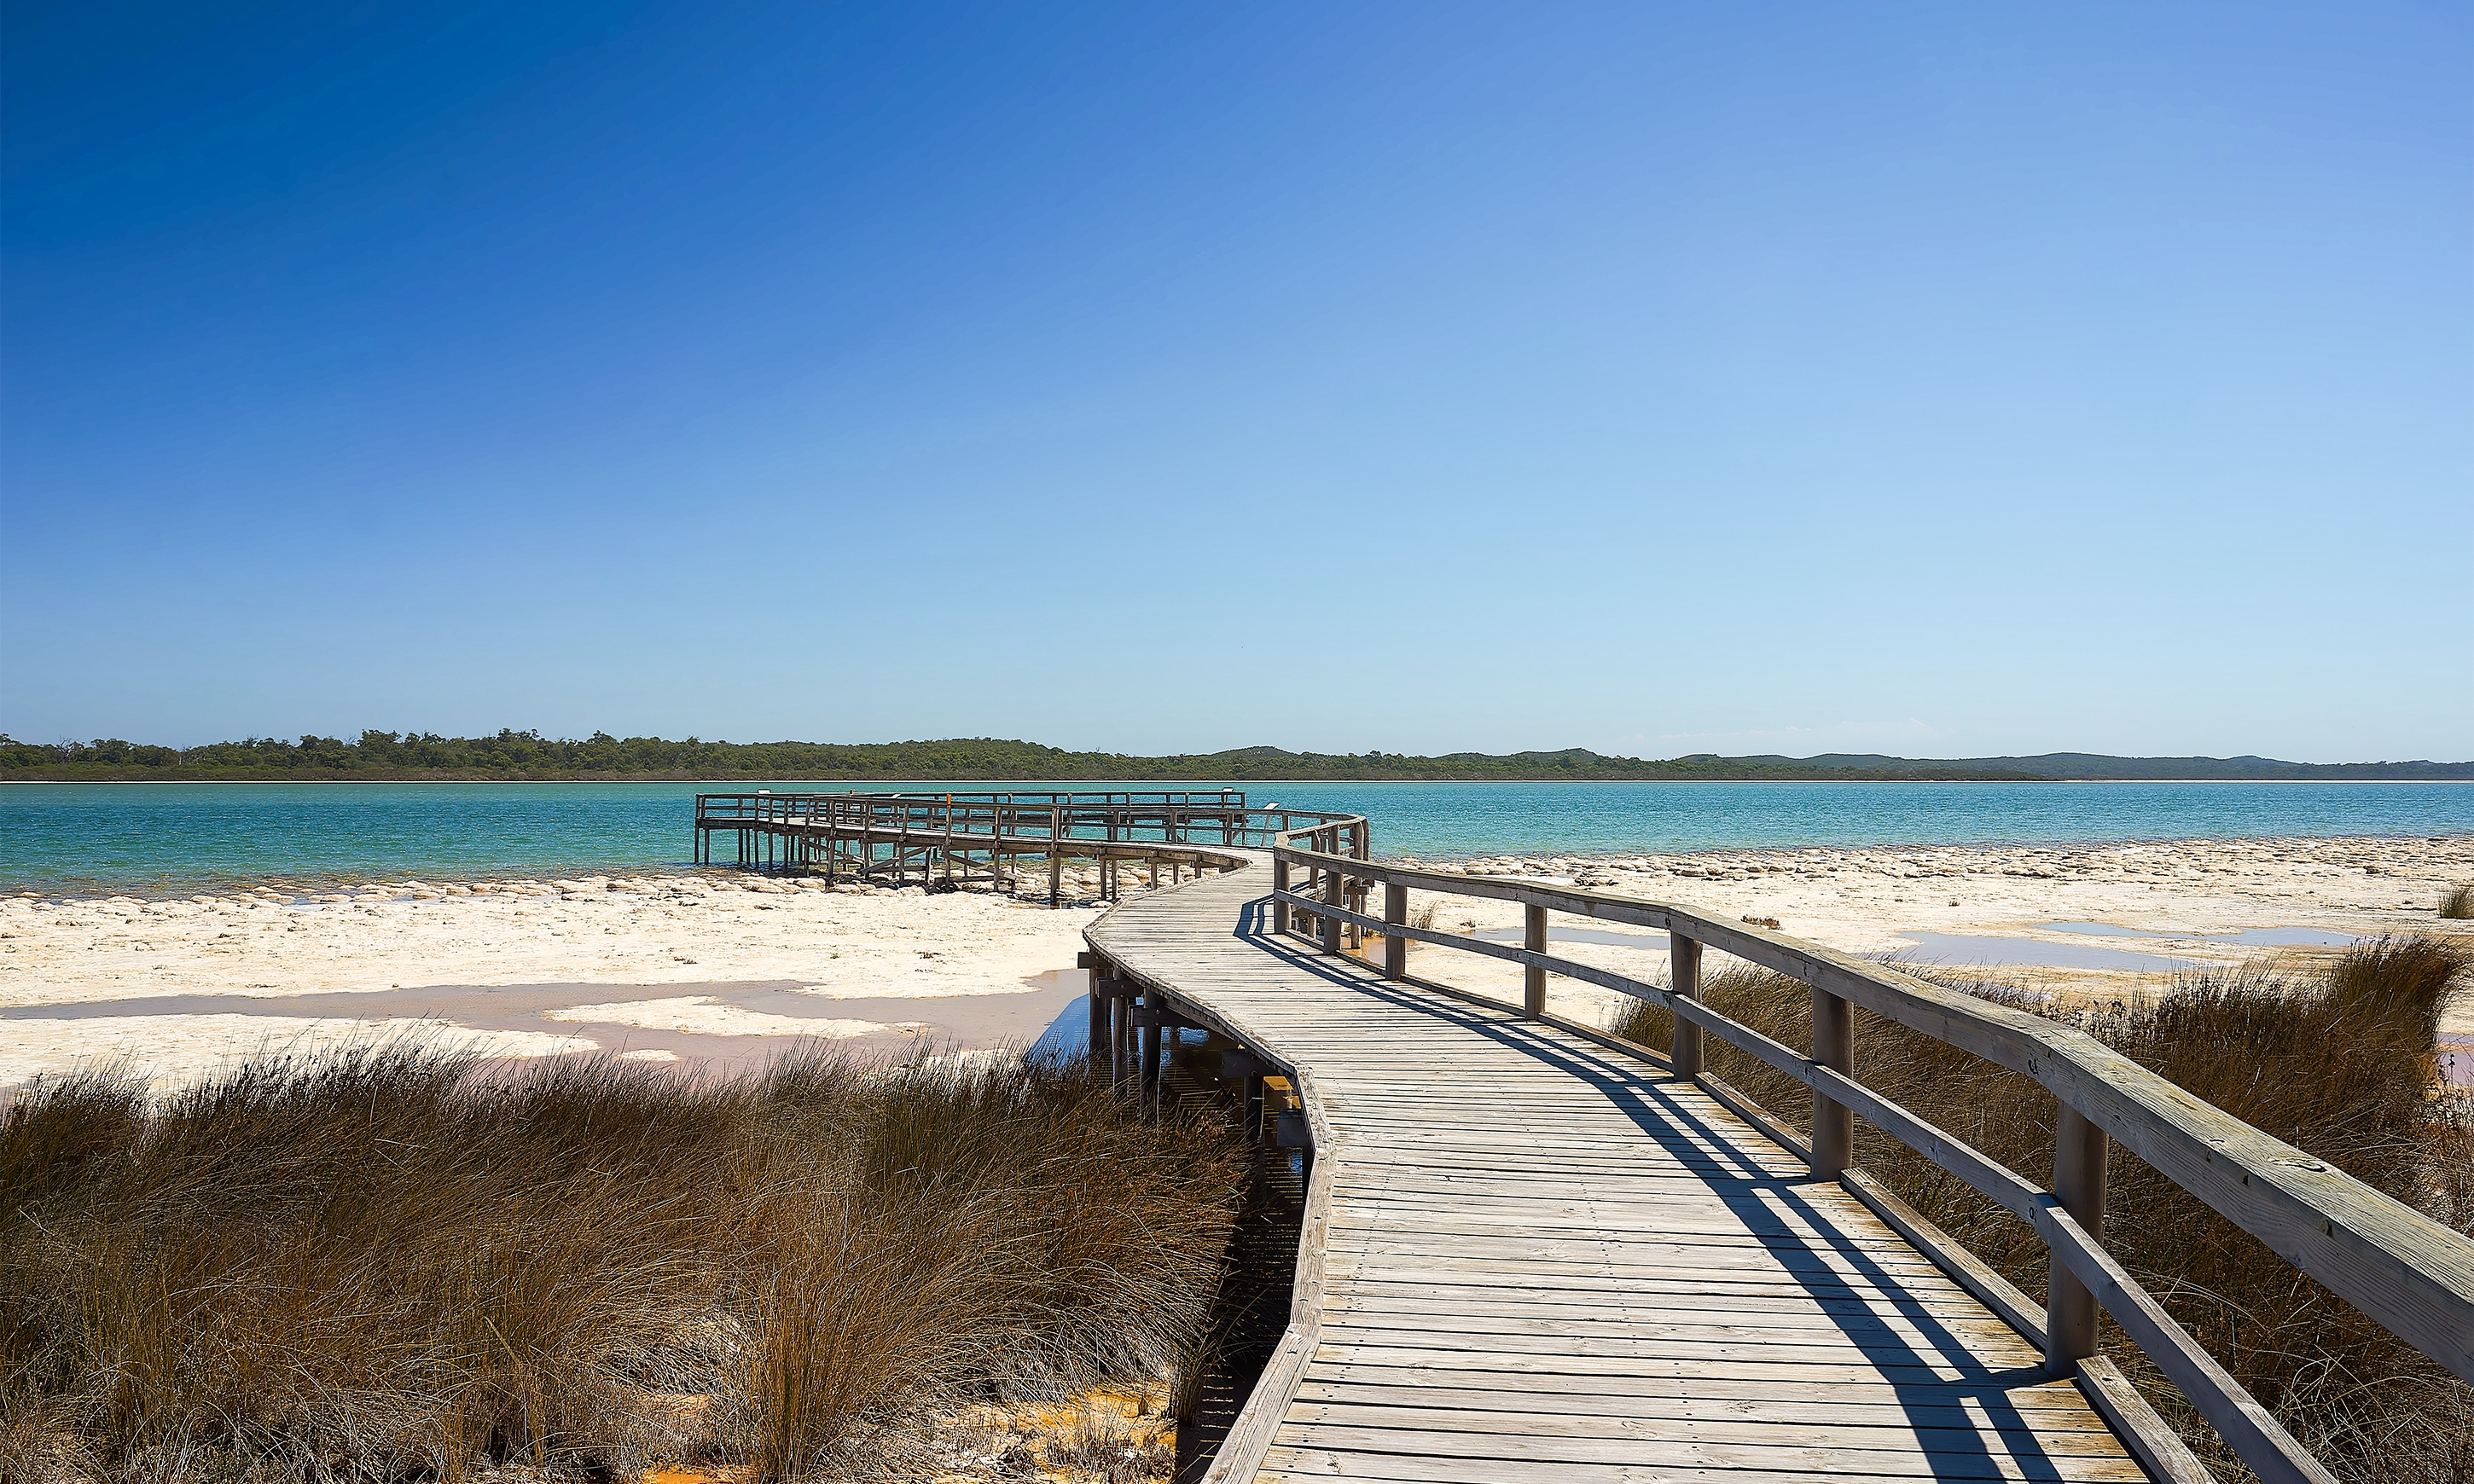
top-left (3, 780), bottom-right (2469, 893)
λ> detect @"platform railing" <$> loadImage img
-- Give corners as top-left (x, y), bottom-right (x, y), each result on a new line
top-left (1269, 820), bottom-right (2474, 1484)
top-left (694, 791), bottom-right (1357, 854)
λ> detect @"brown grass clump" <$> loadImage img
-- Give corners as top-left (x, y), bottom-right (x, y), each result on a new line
top-left (2441, 884), bottom-right (2473, 919)
top-left (1612, 936), bottom-right (2474, 1484)
top-left (0, 1041), bottom-right (1241, 1483)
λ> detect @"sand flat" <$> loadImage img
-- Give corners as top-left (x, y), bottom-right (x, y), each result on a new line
top-left (3, 838), bottom-right (2467, 1091)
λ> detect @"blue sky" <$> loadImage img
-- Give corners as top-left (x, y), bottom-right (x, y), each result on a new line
top-left (3, 2), bottom-right (2466, 761)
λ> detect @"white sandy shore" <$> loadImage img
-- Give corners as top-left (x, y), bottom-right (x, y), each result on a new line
top-left (0, 872), bottom-right (1122, 1008)
top-left (0, 865), bottom-right (1158, 1087)
top-left (1381, 835), bottom-right (2474, 1080)
top-left (3, 839), bottom-right (2468, 1090)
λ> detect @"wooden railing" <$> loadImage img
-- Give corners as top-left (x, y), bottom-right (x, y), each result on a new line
top-left (1267, 819), bottom-right (2474, 1484)
top-left (694, 790), bottom-right (1356, 855)
top-left (691, 790), bottom-right (1353, 901)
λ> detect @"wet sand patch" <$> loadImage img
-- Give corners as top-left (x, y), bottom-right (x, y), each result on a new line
top-left (0, 972), bottom-right (1095, 1090)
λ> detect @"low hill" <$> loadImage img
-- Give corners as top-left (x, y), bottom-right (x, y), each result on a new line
top-left (7, 734), bottom-right (2460, 784)
top-left (0, 733), bottom-right (2036, 783)
top-left (1705, 752), bottom-right (2474, 781)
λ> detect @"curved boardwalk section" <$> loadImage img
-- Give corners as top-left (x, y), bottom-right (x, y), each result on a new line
top-left (1090, 861), bottom-right (2146, 1483)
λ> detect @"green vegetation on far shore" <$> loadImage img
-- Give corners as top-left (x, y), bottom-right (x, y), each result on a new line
top-left (0, 733), bottom-right (2047, 783)
top-left (9, 733), bottom-right (2465, 784)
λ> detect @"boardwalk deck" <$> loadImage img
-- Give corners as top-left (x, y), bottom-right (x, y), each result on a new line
top-left (1089, 859), bottom-right (2152, 1483)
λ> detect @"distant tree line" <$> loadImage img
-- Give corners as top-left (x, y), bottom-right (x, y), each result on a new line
top-left (0, 733), bottom-right (2044, 783)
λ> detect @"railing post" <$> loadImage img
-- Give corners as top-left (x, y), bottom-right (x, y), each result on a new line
top-left (1523, 902), bottom-right (1547, 1017)
top-left (1811, 985), bottom-right (1854, 1178)
top-left (1319, 835), bottom-right (1342, 955)
top-left (2047, 1104), bottom-right (2110, 1373)
top-left (1274, 851), bottom-right (1291, 936)
top-left (1668, 933), bottom-right (1702, 1076)
top-left (1383, 880), bottom-right (1407, 980)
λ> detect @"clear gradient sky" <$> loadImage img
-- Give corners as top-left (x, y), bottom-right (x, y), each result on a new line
top-left (3, 3), bottom-right (2467, 762)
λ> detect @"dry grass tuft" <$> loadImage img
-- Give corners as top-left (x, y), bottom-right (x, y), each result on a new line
top-left (1612, 936), bottom-right (2474, 1484)
top-left (0, 1041), bottom-right (1241, 1482)
top-left (2441, 884), bottom-right (2472, 920)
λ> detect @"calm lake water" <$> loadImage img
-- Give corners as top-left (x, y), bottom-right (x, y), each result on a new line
top-left (3, 780), bottom-right (2469, 893)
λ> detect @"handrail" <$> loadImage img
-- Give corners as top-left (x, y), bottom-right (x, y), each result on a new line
top-left (1266, 823), bottom-right (2474, 1484)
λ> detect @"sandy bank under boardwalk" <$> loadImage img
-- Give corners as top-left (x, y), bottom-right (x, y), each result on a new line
top-left (3, 840), bottom-right (2469, 1090)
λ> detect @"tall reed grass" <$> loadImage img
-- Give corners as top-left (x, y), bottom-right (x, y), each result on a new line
top-left (1612, 936), bottom-right (2474, 1483)
top-left (0, 1042), bottom-right (1243, 1482)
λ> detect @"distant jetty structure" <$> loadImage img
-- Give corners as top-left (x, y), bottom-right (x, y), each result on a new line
top-left (700, 791), bottom-right (2474, 1483)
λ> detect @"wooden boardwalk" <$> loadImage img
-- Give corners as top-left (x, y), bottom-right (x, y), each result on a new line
top-left (1089, 860), bottom-right (2151, 1483)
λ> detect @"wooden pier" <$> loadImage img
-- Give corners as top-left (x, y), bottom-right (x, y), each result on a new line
top-left (694, 790), bottom-right (1317, 902)
top-left (709, 794), bottom-right (2474, 1483)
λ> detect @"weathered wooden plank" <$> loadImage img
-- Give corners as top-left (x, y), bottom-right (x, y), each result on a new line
top-left (1280, 1402), bottom-right (2134, 1456)
top-left (1262, 1435), bottom-right (2152, 1482)
top-left (1291, 1371), bottom-right (2111, 1415)
top-left (1287, 1377), bottom-right (2123, 1429)
top-left (1324, 1284), bottom-right (2027, 1325)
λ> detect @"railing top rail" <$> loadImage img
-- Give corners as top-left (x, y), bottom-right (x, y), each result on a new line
top-left (1267, 830), bottom-right (2474, 1388)
top-left (693, 788), bottom-right (1248, 797)
top-left (693, 791), bottom-right (1363, 836)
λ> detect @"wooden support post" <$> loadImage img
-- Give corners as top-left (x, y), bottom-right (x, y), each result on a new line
top-left (1523, 902), bottom-right (1548, 1017)
top-left (1811, 986), bottom-right (1854, 1178)
top-left (1273, 855), bottom-right (1290, 935)
top-left (1048, 809), bottom-right (1063, 907)
top-left (1110, 989), bottom-right (1132, 1094)
top-left (1139, 1013), bottom-right (1161, 1121)
top-left (1383, 881), bottom-right (1407, 980)
top-left (1087, 978), bottom-right (1107, 1065)
top-left (2047, 1104), bottom-right (2110, 1373)
top-left (1320, 857), bottom-right (1342, 954)
top-left (1670, 933), bottom-right (1703, 1077)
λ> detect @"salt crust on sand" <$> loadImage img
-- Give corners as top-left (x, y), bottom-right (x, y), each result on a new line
top-left (0, 878), bottom-right (1105, 1008)
top-left (543, 995), bottom-right (898, 1040)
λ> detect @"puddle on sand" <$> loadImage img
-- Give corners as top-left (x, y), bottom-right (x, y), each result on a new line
top-left (2045, 922), bottom-right (2362, 948)
top-left (1896, 933), bottom-right (2209, 972)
